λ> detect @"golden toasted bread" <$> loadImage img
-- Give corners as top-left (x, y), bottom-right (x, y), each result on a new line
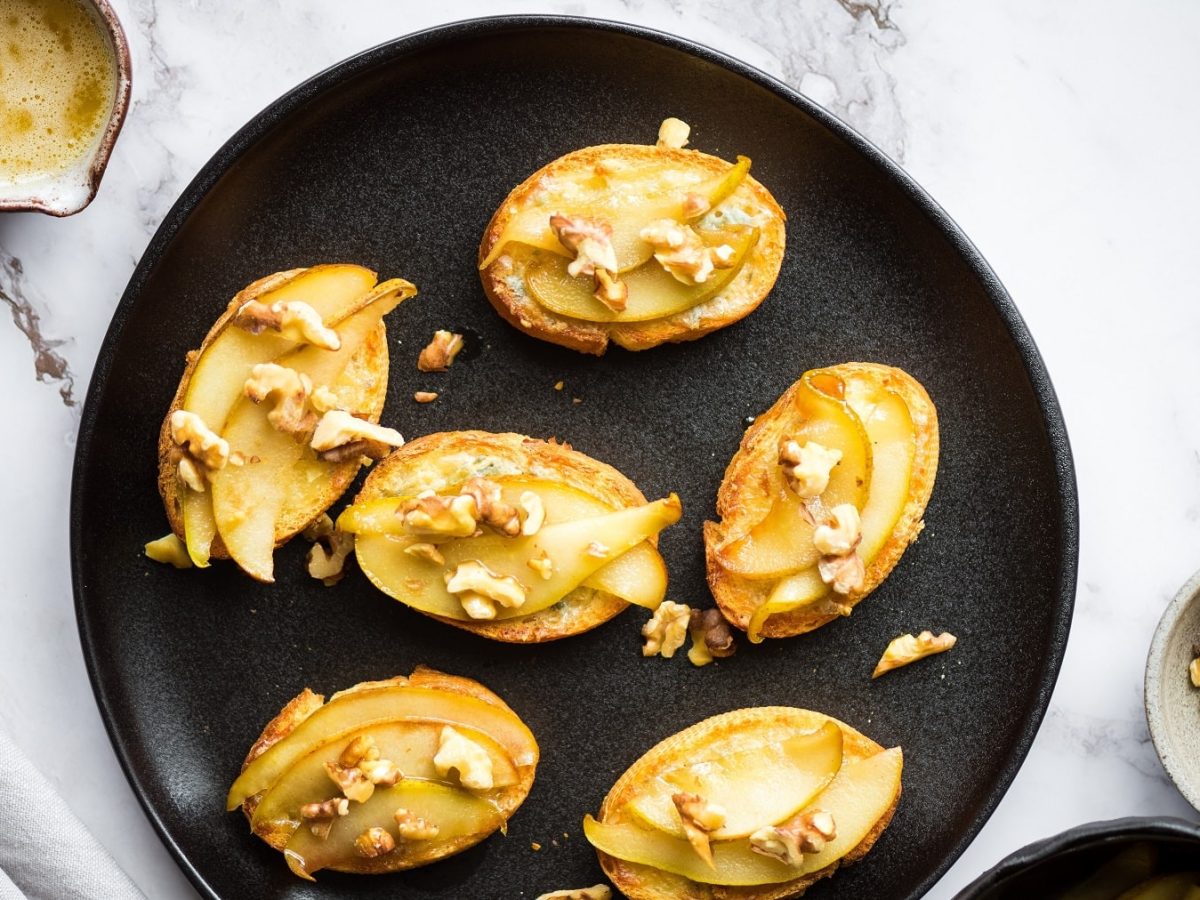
top-left (156, 265), bottom-right (414, 577)
top-left (478, 128), bottom-right (786, 355)
top-left (706, 363), bottom-right (938, 640)
top-left (345, 430), bottom-right (677, 643)
top-left (239, 666), bottom-right (538, 875)
top-left (592, 707), bottom-right (901, 899)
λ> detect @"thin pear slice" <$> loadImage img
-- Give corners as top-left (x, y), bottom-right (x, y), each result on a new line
top-left (353, 496), bottom-right (681, 622)
top-left (284, 780), bottom-right (504, 881)
top-left (718, 374), bottom-right (872, 579)
top-left (526, 226), bottom-right (760, 324)
top-left (177, 265), bottom-right (378, 565)
top-left (583, 747), bottom-right (903, 886)
top-left (624, 722), bottom-right (842, 840)
top-left (339, 478), bottom-right (669, 609)
top-left (747, 382), bottom-right (915, 641)
top-left (251, 721), bottom-right (519, 833)
top-left (210, 280), bottom-right (414, 582)
top-left (227, 685), bottom-right (537, 811)
top-left (479, 156), bottom-right (752, 272)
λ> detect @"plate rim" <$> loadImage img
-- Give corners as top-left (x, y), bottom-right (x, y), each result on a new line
top-left (69, 14), bottom-right (1080, 899)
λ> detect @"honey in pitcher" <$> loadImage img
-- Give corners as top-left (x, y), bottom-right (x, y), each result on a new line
top-left (0, 0), bottom-right (118, 184)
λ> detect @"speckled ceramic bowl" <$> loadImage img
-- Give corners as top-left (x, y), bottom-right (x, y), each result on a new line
top-left (0, 0), bottom-right (131, 216)
top-left (954, 817), bottom-right (1200, 899)
top-left (1146, 569), bottom-right (1200, 812)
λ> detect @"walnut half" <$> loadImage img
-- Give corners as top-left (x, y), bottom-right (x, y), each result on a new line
top-left (433, 725), bottom-right (494, 791)
top-left (749, 809), bottom-right (837, 867)
top-left (309, 410), bottom-right (404, 462)
top-left (536, 886), bottom-right (613, 900)
top-left (233, 299), bottom-right (341, 350)
top-left (872, 630), bottom-right (957, 678)
top-left (642, 601), bottom-right (691, 658)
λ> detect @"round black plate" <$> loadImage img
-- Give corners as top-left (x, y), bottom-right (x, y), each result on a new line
top-left (71, 16), bottom-right (1077, 900)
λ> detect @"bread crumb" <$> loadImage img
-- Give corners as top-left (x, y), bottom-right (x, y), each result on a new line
top-left (531, 841), bottom-right (542, 851)
top-left (413, 391), bottom-right (439, 403)
top-left (554, 380), bottom-right (564, 391)
top-left (572, 397), bottom-right (582, 405)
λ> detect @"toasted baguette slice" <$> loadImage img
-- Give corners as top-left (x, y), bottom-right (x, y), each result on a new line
top-left (706, 363), bottom-right (938, 640)
top-left (347, 430), bottom-right (670, 643)
top-left (239, 666), bottom-right (537, 876)
top-left (478, 133), bottom-right (786, 355)
top-left (157, 265), bottom-right (408, 567)
top-left (592, 707), bottom-right (901, 900)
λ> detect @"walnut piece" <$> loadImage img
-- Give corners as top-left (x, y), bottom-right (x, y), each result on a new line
top-left (527, 550), bottom-right (554, 580)
top-left (585, 541), bottom-right (610, 559)
top-left (353, 826), bottom-right (395, 858)
top-left (359, 757), bottom-right (402, 787)
top-left (749, 809), bottom-right (837, 867)
top-left (873, 631), bottom-right (957, 678)
top-left (243, 363), bottom-right (316, 439)
top-left (433, 725), bottom-right (494, 791)
top-left (550, 213), bottom-right (620, 278)
top-left (460, 477), bottom-right (522, 536)
top-left (401, 491), bottom-right (479, 538)
top-left (169, 410), bottom-right (229, 492)
top-left (413, 390), bottom-right (439, 404)
top-left (672, 791), bottom-right (726, 867)
top-left (642, 601), bottom-right (692, 658)
top-left (309, 384), bottom-right (340, 413)
top-left (144, 533), bottom-right (192, 569)
top-left (299, 796), bottom-right (349, 840)
top-left (417, 330), bottom-right (465, 372)
top-left (310, 410), bottom-right (403, 461)
top-left (404, 542), bottom-right (446, 565)
top-left (812, 503), bottom-right (862, 556)
top-left (592, 267), bottom-right (628, 312)
top-left (687, 608), bottom-right (736, 667)
top-left (519, 491), bottom-right (546, 537)
top-left (779, 440), bottom-right (843, 499)
top-left (233, 299), bottom-right (341, 350)
top-left (656, 117), bottom-right (690, 149)
top-left (536, 886), bottom-right (613, 900)
top-left (324, 761), bottom-right (375, 803)
top-left (817, 551), bottom-right (866, 596)
top-left (394, 808), bottom-right (440, 841)
top-left (639, 219), bottom-right (732, 286)
top-left (338, 734), bottom-right (377, 768)
top-left (444, 559), bottom-right (527, 619)
top-left (305, 528), bottom-right (354, 586)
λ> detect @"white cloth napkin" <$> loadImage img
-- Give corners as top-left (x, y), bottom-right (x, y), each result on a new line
top-left (0, 727), bottom-right (144, 900)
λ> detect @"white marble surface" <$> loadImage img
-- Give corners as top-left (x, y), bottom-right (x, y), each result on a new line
top-left (2, 1), bottom-right (1199, 897)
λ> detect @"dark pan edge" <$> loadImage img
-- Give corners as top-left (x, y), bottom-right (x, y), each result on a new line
top-left (69, 15), bottom-right (1079, 900)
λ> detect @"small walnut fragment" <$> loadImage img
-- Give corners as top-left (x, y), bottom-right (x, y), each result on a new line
top-left (460, 477), bottom-right (522, 536)
top-left (310, 410), bottom-right (403, 462)
top-left (639, 219), bottom-right (733, 286)
top-left (417, 330), bottom-right (465, 372)
top-left (518, 491), bottom-right (545, 536)
top-left (444, 559), bottom-right (527, 620)
top-left (814, 503), bottom-right (865, 596)
top-left (536, 886), bottom-right (613, 900)
top-left (169, 410), bottom-right (229, 492)
top-left (687, 608), bottom-right (736, 667)
top-left (394, 808), bottom-right (439, 841)
top-left (338, 734), bottom-right (377, 767)
top-left (550, 213), bottom-right (619, 277)
top-left (299, 796), bottom-right (349, 839)
top-left (642, 600), bottom-right (692, 658)
top-left (144, 533), bottom-right (192, 569)
top-left (433, 725), bottom-right (494, 791)
top-left (779, 439), bottom-right (842, 499)
top-left (592, 267), bottom-right (628, 312)
top-left (749, 809), bottom-right (837, 867)
top-left (413, 391), bottom-right (439, 404)
top-left (401, 491), bottom-right (478, 538)
top-left (325, 761), bottom-right (376, 803)
top-left (243, 363), bottom-right (317, 439)
top-left (527, 550), bottom-right (554, 580)
top-left (404, 542), bottom-right (445, 565)
top-left (233, 299), bottom-right (341, 350)
top-left (672, 791), bottom-right (726, 867)
top-left (305, 524), bottom-right (355, 587)
top-left (353, 826), bottom-right (395, 858)
top-left (872, 630), bottom-right (957, 678)
top-left (656, 117), bottom-right (690, 149)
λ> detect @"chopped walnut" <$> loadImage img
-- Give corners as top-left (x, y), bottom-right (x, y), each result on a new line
top-left (394, 808), bottom-right (440, 841)
top-left (299, 796), bottom-right (349, 840)
top-left (243, 363), bottom-right (316, 439)
top-left (176, 457), bottom-right (206, 493)
top-left (413, 391), bottom-right (439, 403)
top-left (550, 213), bottom-right (619, 277)
top-left (360, 757), bottom-right (402, 787)
top-left (309, 384), bottom-right (341, 413)
top-left (460, 477), bottom-right (522, 536)
top-left (639, 219), bottom-right (720, 285)
top-left (817, 551), bottom-right (865, 596)
top-left (445, 559), bottom-right (527, 618)
top-left (302, 513), bottom-right (335, 542)
top-left (527, 550), bottom-right (554, 580)
top-left (873, 631), bottom-right (957, 678)
top-left (813, 503), bottom-right (862, 557)
top-left (417, 330), bottom-right (465, 372)
top-left (519, 491), bottom-right (546, 536)
top-left (434, 725), bottom-right (494, 791)
top-left (144, 533), bottom-right (192, 569)
top-left (169, 410), bottom-right (229, 492)
top-left (353, 826), bottom-right (395, 858)
top-left (338, 734), bottom-right (377, 768)
top-left (310, 410), bottom-right (403, 461)
top-left (656, 117), bottom-right (690, 149)
top-left (233, 299), bottom-right (341, 350)
top-left (749, 809), bottom-right (837, 867)
top-left (306, 528), bottom-right (354, 586)
top-left (536, 886), bottom-right (613, 900)
top-left (780, 440), bottom-right (843, 499)
top-left (673, 791), bottom-right (726, 867)
top-left (585, 541), bottom-right (610, 559)
top-left (401, 491), bottom-right (478, 538)
top-left (593, 267), bottom-right (628, 312)
top-left (687, 608), bottom-right (736, 667)
top-left (642, 601), bottom-right (692, 658)
top-left (324, 761), bottom-right (375, 803)
top-left (404, 542), bottom-right (446, 565)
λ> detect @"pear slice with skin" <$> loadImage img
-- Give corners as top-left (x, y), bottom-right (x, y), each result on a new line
top-left (747, 381), bottom-right (915, 641)
top-left (352, 495), bottom-right (682, 623)
top-left (284, 779), bottom-right (504, 881)
top-left (526, 225), bottom-right (760, 324)
top-left (479, 155), bottom-right (752, 272)
top-left (227, 684), bottom-right (538, 811)
top-left (210, 280), bottom-right (414, 582)
top-left (717, 373), bottom-right (872, 580)
top-left (583, 747), bottom-right (903, 886)
top-left (624, 722), bottom-right (842, 840)
top-left (176, 264), bottom-right (379, 566)
top-left (339, 478), bottom-right (669, 609)
top-left (251, 721), bottom-right (518, 835)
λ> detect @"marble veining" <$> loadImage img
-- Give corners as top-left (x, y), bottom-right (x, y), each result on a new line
top-left (3, 1), bottom-right (1200, 898)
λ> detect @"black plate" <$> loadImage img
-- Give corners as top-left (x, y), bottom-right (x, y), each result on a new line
top-left (71, 16), bottom-right (1078, 900)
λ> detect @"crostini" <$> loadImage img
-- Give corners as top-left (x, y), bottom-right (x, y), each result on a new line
top-left (336, 431), bottom-right (681, 643)
top-left (156, 265), bottom-right (416, 581)
top-left (705, 363), bottom-right (938, 642)
top-left (583, 707), bottom-right (902, 899)
top-left (227, 667), bottom-right (538, 881)
top-left (478, 117), bottom-right (786, 354)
